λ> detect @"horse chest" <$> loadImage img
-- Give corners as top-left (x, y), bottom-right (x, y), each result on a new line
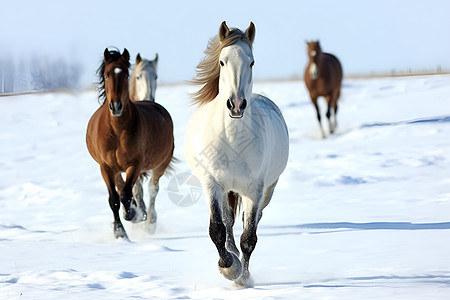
top-left (101, 131), bottom-right (138, 170)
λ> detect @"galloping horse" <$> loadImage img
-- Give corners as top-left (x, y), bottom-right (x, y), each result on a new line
top-left (304, 41), bottom-right (343, 138)
top-left (129, 53), bottom-right (158, 102)
top-left (86, 48), bottom-right (175, 240)
top-left (185, 22), bottom-right (289, 288)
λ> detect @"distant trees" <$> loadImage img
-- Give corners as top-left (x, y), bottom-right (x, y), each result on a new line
top-left (0, 55), bottom-right (82, 94)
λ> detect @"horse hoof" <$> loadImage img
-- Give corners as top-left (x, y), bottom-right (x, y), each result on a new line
top-left (130, 209), bottom-right (147, 223)
top-left (114, 225), bottom-right (129, 240)
top-left (123, 207), bottom-right (136, 221)
top-left (218, 253), bottom-right (242, 281)
top-left (145, 220), bottom-right (157, 234)
top-left (233, 271), bottom-right (254, 289)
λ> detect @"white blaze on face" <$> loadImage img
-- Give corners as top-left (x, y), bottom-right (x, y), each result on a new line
top-left (218, 40), bottom-right (254, 106)
top-left (310, 50), bottom-right (317, 57)
top-left (114, 67), bottom-right (122, 75)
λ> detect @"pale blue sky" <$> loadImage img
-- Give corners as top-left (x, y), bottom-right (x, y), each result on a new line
top-left (2, 0), bottom-right (449, 85)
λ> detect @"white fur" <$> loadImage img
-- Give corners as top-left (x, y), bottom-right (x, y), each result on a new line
top-left (114, 67), bottom-right (122, 74)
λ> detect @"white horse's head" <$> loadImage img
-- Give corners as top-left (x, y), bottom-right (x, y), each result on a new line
top-left (130, 53), bottom-right (158, 102)
top-left (218, 22), bottom-right (255, 118)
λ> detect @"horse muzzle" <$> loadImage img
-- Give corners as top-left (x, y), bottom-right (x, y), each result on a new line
top-left (109, 101), bottom-right (123, 117)
top-left (227, 98), bottom-right (247, 119)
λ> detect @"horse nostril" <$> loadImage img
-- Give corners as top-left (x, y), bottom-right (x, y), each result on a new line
top-left (227, 98), bottom-right (233, 110)
top-left (109, 102), bottom-right (114, 111)
top-left (117, 102), bottom-right (123, 111)
top-left (240, 99), bottom-right (247, 110)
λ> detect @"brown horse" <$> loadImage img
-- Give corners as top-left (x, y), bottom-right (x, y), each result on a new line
top-left (86, 48), bottom-right (175, 240)
top-left (304, 41), bottom-right (343, 138)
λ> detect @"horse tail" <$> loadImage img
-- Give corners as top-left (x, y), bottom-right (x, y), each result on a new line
top-left (227, 191), bottom-right (242, 219)
top-left (164, 155), bottom-right (179, 175)
top-left (163, 142), bottom-right (179, 175)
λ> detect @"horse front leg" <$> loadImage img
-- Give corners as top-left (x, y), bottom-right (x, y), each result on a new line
top-left (234, 193), bottom-right (262, 289)
top-left (311, 96), bottom-right (325, 139)
top-left (101, 166), bottom-right (128, 239)
top-left (207, 186), bottom-right (242, 281)
top-left (121, 166), bottom-right (140, 222)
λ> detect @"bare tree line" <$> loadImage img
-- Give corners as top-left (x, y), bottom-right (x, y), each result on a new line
top-left (0, 55), bottom-right (81, 94)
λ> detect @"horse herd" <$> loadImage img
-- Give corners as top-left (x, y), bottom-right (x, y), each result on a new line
top-left (85, 21), bottom-right (342, 288)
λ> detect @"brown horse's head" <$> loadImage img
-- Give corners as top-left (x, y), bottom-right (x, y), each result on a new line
top-left (97, 48), bottom-right (131, 117)
top-left (306, 41), bottom-right (322, 61)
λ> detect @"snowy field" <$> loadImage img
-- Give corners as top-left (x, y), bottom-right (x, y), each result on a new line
top-left (1, 74), bottom-right (450, 299)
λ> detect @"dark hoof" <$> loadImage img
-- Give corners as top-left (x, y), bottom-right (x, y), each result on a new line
top-left (114, 223), bottom-right (129, 240)
top-left (123, 207), bottom-right (136, 221)
top-left (218, 252), bottom-right (242, 281)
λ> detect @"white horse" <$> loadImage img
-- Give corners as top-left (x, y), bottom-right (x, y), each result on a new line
top-left (127, 53), bottom-right (159, 228)
top-left (129, 53), bottom-right (158, 102)
top-left (185, 21), bottom-right (289, 288)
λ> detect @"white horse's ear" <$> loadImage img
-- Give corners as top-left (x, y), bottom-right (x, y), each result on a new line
top-left (219, 21), bottom-right (230, 41)
top-left (136, 53), bottom-right (142, 64)
top-left (122, 48), bottom-right (130, 62)
top-left (245, 22), bottom-right (256, 44)
top-left (154, 53), bottom-right (158, 65)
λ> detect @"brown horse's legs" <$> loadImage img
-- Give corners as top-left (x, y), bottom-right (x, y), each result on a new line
top-left (101, 166), bottom-right (128, 239)
top-left (311, 96), bottom-right (325, 138)
top-left (121, 166), bottom-right (140, 222)
top-left (325, 95), bottom-right (334, 134)
top-left (331, 88), bottom-right (340, 133)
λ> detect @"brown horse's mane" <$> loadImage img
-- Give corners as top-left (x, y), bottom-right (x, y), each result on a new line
top-left (190, 28), bottom-right (253, 106)
top-left (96, 49), bottom-right (131, 104)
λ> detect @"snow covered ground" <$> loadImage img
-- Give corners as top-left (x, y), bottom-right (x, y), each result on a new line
top-left (1, 74), bottom-right (449, 299)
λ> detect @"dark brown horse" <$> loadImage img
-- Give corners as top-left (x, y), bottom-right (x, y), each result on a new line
top-left (304, 41), bottom-right (343, 138)
top-left (86, 48), bottom-right (175, 239)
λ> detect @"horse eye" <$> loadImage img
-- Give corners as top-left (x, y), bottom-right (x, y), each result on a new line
top-left (104, 74), bottom-right (109, 79)
top-left (137, 75), bottom-right (140, 80)
top-left (220, 60), bottom-right (224, 67)
top-left (250, 61), bottom-right (255, 67)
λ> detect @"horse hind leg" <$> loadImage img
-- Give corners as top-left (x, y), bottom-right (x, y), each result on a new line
top-left (222, 192), bottom-right (240, 257)
top-left (325, 94), bottom-right (335, 134)
top-left (132, 177), bottom-right (147, 222)
top-left (331, 88), bottom-right (340, 133)
top-left (145, 174), bottom-right (160, 234)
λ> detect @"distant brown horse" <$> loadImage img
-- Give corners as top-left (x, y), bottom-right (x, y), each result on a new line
top-left (86, 48), bottom-right (175, 239)
top-left (304, 41), bottom-right (343, 138)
